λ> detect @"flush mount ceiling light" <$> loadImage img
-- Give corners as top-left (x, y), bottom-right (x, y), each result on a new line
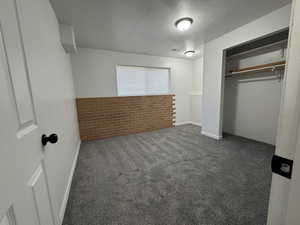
top-left (184, 50), bottom-right (195, 57)
top-left (175, 17), bottom-right (193, 31)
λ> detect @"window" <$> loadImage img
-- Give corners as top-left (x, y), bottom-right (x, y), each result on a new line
top-left (116, 65), bottom-right (170, 96)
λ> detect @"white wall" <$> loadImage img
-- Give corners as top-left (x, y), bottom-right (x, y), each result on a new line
top-left (223, 46), bottom-right (286, 145)
top-left (18, 0), bottom-right (80, 223)
top-left (71, 48), bottom-right (196, 124)
top-left (202, 4), bottom-right (291, 139)
top-left (190, 57), bottom-right (204, 125)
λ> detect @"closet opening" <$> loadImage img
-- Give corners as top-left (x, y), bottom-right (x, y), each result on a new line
top-left (222, 28), bottom-right (289, 145)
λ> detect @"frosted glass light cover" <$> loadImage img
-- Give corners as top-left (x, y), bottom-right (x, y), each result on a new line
top-left (175, 18), bottom-right (193, 31)
top-left (184, 50), bottom-right (195, 57)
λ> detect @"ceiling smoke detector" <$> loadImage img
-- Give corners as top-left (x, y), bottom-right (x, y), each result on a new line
top-left (175, 17), bottom-right (193, 31)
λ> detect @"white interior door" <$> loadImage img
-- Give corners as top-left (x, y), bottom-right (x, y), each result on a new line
top-left (285, 120), bottom-right (300, 224)
top-left (0, 0), bottom-right (55, 224)
top-left (267, 0), bottom-right (300, 224)
top-left (283, 0), bottom-right (300, 223)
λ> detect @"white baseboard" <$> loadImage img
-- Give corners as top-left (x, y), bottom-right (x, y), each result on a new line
top-left (189, 121), bottom-right (202, 127)
top-left (201, 130), bottom-right (222, 140)
top-left (59, 140), bottom-right (81, 224)
top-left (175, 121), bottom-right (201, 127)
top-left (175, 121), bottom-right (190, 126)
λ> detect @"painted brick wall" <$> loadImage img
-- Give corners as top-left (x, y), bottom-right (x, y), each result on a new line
top-left (76, 95), bottom-right (175, 140)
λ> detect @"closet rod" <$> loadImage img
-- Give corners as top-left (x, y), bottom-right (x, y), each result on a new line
top-left (227, 39), bottom-right (288, 59)
top-left (226, 61), bottom-right (286, 77)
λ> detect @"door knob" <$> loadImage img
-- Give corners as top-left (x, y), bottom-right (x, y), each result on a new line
top-left (42, 134), bottom-right (58, 146)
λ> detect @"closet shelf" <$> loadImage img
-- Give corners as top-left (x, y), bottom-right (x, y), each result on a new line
top-left (226, 61), bottom-right (286, 77)
top-left (227, 39), bottom-right (288, 59)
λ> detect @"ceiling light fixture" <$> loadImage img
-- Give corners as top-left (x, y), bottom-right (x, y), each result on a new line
top-left (184, 50), bottom-right (195, 57)
top-left (175, 17), bottom-right (193, 31)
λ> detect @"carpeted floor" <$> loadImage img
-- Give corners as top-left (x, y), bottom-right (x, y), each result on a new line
top-left (63, 125), bottom-right (274, 225)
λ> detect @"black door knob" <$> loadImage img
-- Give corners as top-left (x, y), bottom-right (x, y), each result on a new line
top-left (42, 133), bottom-right (58, 146)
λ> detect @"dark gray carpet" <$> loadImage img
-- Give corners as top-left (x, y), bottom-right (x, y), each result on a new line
top-left (63, 125), bottom-right (274, 225)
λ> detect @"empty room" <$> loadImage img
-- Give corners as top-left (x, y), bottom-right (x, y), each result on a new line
top-left (1, 0), bottom-right (300, 225)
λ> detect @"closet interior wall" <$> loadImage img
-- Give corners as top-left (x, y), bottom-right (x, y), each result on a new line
top-left (223, 32), bottom-right (288, 145)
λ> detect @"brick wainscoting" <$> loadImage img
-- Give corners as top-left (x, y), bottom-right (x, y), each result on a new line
top-left (76, 95), bottom-right (175, 141)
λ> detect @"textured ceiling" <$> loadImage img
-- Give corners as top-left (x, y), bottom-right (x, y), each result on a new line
top-left (50, 0), bottom-right (291, 59)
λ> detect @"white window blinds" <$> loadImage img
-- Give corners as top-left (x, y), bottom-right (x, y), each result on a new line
top-left (116, 66), bottom-right (170, 96)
